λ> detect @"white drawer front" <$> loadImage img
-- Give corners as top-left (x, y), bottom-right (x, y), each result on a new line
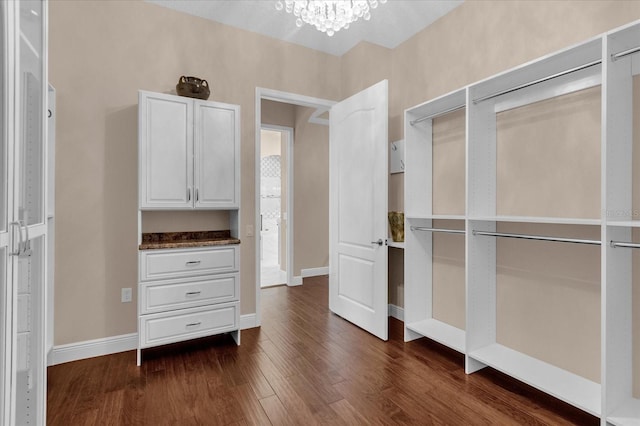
top-left (140, 246), bottom-right (239, 281)
top-left (139, 302), bottom-right (238, 348)
top-left (140, 273), bottom-right (238, 314)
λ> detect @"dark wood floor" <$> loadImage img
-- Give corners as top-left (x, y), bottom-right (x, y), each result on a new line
top-left (47, 276), bottom-right (598, 425)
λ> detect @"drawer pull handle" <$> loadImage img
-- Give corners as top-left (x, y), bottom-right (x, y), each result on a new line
top-left (186, 291), bottom-right (201, 297)
top-left (186, 322), bottom-right (201, 328)
top-left (185, 260), bottom-right (201, 266)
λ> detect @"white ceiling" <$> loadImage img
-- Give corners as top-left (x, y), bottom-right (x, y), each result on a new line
top-left (146, 0), bottom-right (463, 56)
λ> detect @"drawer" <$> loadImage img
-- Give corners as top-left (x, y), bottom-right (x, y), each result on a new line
top-left (139, 302), bottom-right (239, 349)
top-left (139, 273), bottom-right (239, 314)
top-left (139, 246), bottom-right (239, 281)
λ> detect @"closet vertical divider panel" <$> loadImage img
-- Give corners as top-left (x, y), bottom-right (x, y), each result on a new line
top-left (603, 21), bottom-right (640, 426)
top-left (465, 85), bottom-right (497, 373)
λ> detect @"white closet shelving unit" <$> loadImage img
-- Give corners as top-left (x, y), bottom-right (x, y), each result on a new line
top-left (404, 19), bottom-right (640, 425)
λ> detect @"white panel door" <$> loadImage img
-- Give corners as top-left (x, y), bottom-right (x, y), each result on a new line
top-left (2, 1), bottom-right (49, 424)
top-left (194, 101), bottom-right (239, 209)
top-left (329, 80), bottom-right (388, 341)
top-left (0, 2), bottom-right (11, 422)
top-left (139, 92), bottom-right (193, 209)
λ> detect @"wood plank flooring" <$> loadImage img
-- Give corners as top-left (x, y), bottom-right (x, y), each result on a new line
top-left (47, 276), bottom-right (598, 425)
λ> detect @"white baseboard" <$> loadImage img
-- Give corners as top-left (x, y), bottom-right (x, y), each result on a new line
top-left (50, 333), bottom-right (137, 366)
top-left (50, 313), bottom-right (259, 365)
top-left (240, 313), bottom-right (258, 329)
top-left (289, 275), bottom-right (303, 286)
top-left (301, 266), bottom-right (329, 278)
top-left (388, 304), bottom-right (404, 321)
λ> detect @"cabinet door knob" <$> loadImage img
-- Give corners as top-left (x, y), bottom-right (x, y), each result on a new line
top-left (185, 291), bottom-right (201, 297)
top-left (185, 260), bottom-right (201, 266)
top-left (187, 187), bottom-right (191, 201)
top-left (185, 322), bottom-right (201, 328)
top-left (195, 188), bottom-right (199, 202)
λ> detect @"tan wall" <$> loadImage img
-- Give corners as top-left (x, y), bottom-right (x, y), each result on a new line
top-left (49, 0), bottom-right (640, 349)
top-left (386, 0), bottom-right (640, 308)
top-left (141, 211), bottom-right (229, 233)
top-left (262, 99), bottom-right (296, 128)
top-left (49, 0), bottom-right (340, 345)
top-left (292, 106), bottom-right (329, 276)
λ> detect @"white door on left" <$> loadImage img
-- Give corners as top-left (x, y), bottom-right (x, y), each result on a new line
top-left (1, 1), bottom-right (49, 424)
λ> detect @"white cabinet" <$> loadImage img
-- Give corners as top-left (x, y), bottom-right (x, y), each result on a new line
top-left (137, 246), bottom-right (240, 365)
top-left (194, 102), bottom-right (239, 208)
top-left (139, 245), bottom-right (239, 282)
top-left (137, 91), bottom-right (242, 365)
top-left (138, 91), bottom-right (240, 210)
top-left (139, 92), bottom-right (192, 208)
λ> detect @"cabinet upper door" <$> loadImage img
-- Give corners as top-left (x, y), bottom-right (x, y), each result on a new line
top-left (194, 101), bottom-right (239, 209)
top-left (139, 92), bottom-right (193, 209)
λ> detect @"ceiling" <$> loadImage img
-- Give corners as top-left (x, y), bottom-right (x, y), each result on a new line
top-left (146, 0), bottom-right (464, 56)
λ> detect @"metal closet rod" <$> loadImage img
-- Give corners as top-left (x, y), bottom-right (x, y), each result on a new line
top-left (612, 45), bottom-right (640, 61)
top-left (409, 104), bottom-right (465, 126)
top-left (472, 59), bottom-right (601, 104)
top-left (472, 230), bottom-right (601, 246)
top-left (410, 226), bottom-right (465, 235)
top-left (610, 241), bottom-right (640, 249)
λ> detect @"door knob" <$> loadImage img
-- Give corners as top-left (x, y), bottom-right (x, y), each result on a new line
top-left (371, 239), bottom-right (383, 246)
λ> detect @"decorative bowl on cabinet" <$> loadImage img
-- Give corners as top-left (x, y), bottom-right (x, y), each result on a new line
top-left (176, 76), bottom-right (210, 100)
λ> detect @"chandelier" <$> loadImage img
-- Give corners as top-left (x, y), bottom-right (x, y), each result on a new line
top-left (275, 0), bottom-right (387, 36)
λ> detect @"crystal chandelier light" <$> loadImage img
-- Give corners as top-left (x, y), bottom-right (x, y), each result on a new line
top-left (275, 0), bottom-right (387, 36)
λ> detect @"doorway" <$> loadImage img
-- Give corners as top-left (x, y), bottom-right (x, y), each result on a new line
top-left (255, 88), bottom-right (335, 326)
top-left (260, 127), bottom-right (290, 288)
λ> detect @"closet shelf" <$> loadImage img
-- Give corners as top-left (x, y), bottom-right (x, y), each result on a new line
top-left (469, 344), bottom-right (601, 417)
top-left (406, 214), bottom-right (465, 221)
top-left (387, 241), bottom-right (405, 249)
top-left (608, 398), bottom-right (640, 426)
top-left (406, 319), bottom-right (465, 353)
top-left (468, 216), bottom-right (601, 226)
top-left (606, 220), bottom-right (640, 228)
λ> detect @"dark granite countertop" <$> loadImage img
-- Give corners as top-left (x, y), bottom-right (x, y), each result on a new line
top-left (139, 230), bottom-right (241, 250)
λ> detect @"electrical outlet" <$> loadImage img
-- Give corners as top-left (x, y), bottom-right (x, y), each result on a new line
top-left (246, 225), bottom-right (254, 237)
top-left (121, 288), bottom-right (132, 303)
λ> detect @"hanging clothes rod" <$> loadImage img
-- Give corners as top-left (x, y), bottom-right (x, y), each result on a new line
top-left (610, 240), bottom-right (640, 249)
top-left (409, 104), bottom-right (465, 126)
top-left (472, 230), bottom-right (601, 246)
top-left (410, 226), bottom-right (465, 235)
top-left (472, 59), bottom-right (601, 104)
top-left (612, 45), bottom-right (640, 61)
